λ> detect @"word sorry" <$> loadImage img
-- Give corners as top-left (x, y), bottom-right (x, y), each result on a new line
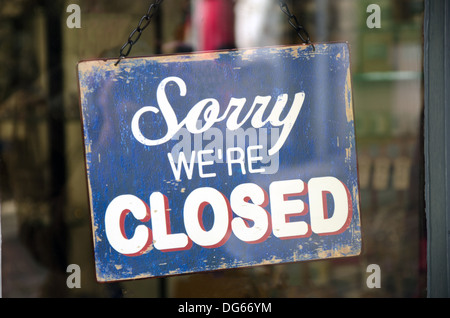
top-left (105, 176), bottom-right (352, 256)
top-left (131, 76), bottom-right (305, 157)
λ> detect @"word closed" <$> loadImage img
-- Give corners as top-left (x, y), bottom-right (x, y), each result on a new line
top-left (78, 43), bottom-right (362, 281)
top-left (106, 177), bottom-right (352, 255)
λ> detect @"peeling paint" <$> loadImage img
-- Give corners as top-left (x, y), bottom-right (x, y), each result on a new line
top-left (345, 67), bottom-right (354, 123)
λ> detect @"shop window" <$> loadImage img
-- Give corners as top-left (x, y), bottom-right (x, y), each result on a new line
top-left (0, 0), bottom-right (426, 297)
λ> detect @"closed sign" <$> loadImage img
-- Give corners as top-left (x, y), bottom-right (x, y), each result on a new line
top-left (78, 43), bottom-right (361, 282)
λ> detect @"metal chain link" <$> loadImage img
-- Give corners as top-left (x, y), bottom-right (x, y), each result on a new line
top-left (115, 0), bottom-right (164, 66)
top-left (115, 0), bottom-right (313, 66)
top-left (278, 0), bottom-right (315, 51)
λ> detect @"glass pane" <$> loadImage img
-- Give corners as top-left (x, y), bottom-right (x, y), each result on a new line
top-left (0, 0), bottom-right (425, 297)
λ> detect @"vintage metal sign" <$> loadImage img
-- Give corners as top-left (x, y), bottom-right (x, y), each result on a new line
top-left (78, 43), bottom-right (361, 282)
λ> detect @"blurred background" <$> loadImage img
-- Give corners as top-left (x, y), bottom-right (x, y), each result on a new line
top-left (0, 0), bottom-right (425, 297)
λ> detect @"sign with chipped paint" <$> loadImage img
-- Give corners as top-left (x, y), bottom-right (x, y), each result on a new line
top-left (78, 43), bottom-right (361, 282)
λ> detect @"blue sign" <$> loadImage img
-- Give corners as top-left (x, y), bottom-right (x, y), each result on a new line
top-left (78, 43), bottom-right (361, 282)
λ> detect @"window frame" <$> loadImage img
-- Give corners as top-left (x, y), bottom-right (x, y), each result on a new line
top-left (424, 0), bottom-right (450, 297)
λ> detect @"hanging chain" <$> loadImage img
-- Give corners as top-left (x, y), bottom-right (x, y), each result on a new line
top-left (278, 0), bottom-right (315, 51)
top-left (115, 0), bottom-right (313, 65)
top-left (114, 0), bottom-right (164, 66)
